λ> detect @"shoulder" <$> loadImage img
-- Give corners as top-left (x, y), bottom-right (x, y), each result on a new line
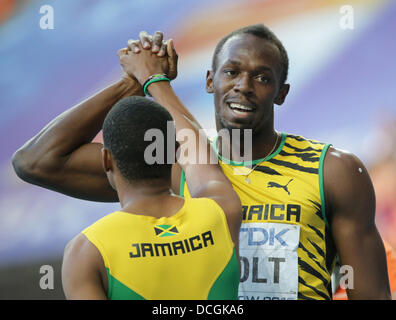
top-left (323, 146), bottom-right (371, 190)
top-left (323, 146), bottom-right (375, 221)
top-left (81, 211), bottom-right (121, 235)
top-left (324, 146), bottom-right (364, 170)
top-left (63, 233), bottom-right (106, 282)
top-left (284, 133), bottom-right (327, 147)
top-left (64, 233), bottom-right (101, 262)
top-left (282, 133), bottom-right (330, 161)
top-left (62, 233), bottom-right (108, 299)
top-left (65, 233), bottom-right (87, 254)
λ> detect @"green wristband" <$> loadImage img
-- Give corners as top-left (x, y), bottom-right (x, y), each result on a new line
top-left (143, 74), bottom-right (170, 97)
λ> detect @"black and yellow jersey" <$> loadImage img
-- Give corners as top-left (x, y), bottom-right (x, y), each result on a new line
top-left (82, 197), bottom-right (240, 300)
top-left (180, 132), bottom-right (336, 300)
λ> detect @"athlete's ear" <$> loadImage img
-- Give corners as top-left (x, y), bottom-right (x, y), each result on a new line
top-left (206, 70), bottom-right (214, 94)
top-left (101, 148), bottom-right (113, 172)
top-left (274, 83), bottom-right (290, 105)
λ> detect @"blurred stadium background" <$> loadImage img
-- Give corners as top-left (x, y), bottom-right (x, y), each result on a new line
top-left (1, 0), bottom-right (395, 299)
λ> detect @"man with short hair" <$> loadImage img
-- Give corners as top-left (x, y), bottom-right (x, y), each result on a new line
top-left (13, 25), bottom-right (391, 299)
top-left (61, 50), bottom-right (243, 299)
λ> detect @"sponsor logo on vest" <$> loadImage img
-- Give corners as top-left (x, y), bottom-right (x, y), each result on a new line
top-left (267, 179), bottom-right (293, 195)
top-left (240, 227), bottom-right (289, 246)
top-left (129, 230), bottom-right (214, 258)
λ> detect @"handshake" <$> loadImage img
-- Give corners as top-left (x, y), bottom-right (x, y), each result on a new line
top-left (117, 31), bottom-right (178, 96)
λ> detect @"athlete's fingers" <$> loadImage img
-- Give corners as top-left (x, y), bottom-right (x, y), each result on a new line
top-left (167, 39), bottom-right (178, 80)
top-left (117, 47), bottom-right (128, 58)
top-left (151, 31), bottom-right (164, 53)
top-left (167, 39), bottom-right (178, 60)
top-left (139, 31), bottom-right (152, 49)
top-left (127, 39), bottom-right (141, 53)
top-left (157, 41), bottom-right (167, 57)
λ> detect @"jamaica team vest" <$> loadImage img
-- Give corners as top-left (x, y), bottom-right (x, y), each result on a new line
top-left (82, 197), bottom-right (239, 300)
top-left (180, 133), bottom-right (336, 300)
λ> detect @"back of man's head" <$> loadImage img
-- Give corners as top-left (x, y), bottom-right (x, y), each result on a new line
top-left (102, 96), bottom-right (174, 182)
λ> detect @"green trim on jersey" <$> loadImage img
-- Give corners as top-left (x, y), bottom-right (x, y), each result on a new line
top-left (211, 132), bottom-right (287, 166)
top-left (180, 169), bottom-right (186, 197)
top-left (106, 252), bottom-right (239, 300)
top-left (208, 249), bottom-right (240, 300)
top-left (179, 132), bottom-right (288, 196)
top-left (83, 197), bottom-right (240, 300)
top-left (180, 133), bottom-right (335, 300)
top-left (106, 268), bottom-right (145, 300)
top-left (319, 143), bottom-right (332, 229)
top-left (180, 132), bottom-right (287, 196)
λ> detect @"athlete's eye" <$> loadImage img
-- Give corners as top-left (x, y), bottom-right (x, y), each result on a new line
top-left (255, 75), bottom-right (270, 83)
top-left (224, 70), bottom-right (237, 77)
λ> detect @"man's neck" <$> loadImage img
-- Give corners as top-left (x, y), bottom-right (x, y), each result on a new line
top-left (216, 127), bottom-right (281, 162)
top-left (115, 178), bottom-right (177, 216)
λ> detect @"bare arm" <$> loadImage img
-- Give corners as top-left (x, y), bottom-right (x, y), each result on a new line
top-left (128, 31), bottom-right (183, 195)
top-left (12, 76), bottom-right (143, 202)
top-left (62, 233), bottom-right (108, 299)
top-left (324, 147), bottom-right (391, 299)
top-left (150, 82), bottom-right (242, 241)
top-left (118, 42), bottom-right (242, 244)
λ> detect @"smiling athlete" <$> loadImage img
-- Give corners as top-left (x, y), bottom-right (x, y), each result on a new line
top-left (178, 26), bottom-right (390, 299)
top-left (15, 41), bottom-right (242, 299)
top-left (60, 94), bottom-right (241, 300)
top-left (13, 25), bottom-right (391, 299)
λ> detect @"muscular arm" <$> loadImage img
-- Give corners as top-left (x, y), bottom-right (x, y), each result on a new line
top-left (12, 78), bottom-right (143, 202)
top-left (118, 43), bottom-right (242, 245)
top-left (62, 233), bottom-right (108, 299)
top-left (152, 83), bottom-right (242, 246)
top-left (324, 147), bottom-right (391, 299)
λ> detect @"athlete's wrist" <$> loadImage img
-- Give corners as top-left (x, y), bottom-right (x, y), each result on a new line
top-left (143, 73), bottom-right (170, 96)
top-left (118, 76), bottom-right (144, 97)
top-left (145, 79), bottom-right (172, 98)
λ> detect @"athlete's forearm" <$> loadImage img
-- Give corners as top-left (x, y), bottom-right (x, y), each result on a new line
top-left (148, 81), bottom-right (202, 135)
top-left (148, 82), bottom-right (228, 192)
top-left (13, 78), bottom-right (143, 179)
top-left (23, 79), bottom-right (141, 157)
top-left (118, 45), bottom-right (235, 198)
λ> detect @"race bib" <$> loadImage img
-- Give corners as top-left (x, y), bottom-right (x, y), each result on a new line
top-left (238, 222), bottom-right (300, 300)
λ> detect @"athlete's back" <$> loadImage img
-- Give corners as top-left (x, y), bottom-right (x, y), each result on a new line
top-left (82, 197), bottom-right (239, 300)
top-left (61, 47), bottom-right (242, 300)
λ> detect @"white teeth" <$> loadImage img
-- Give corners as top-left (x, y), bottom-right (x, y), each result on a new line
top-left (229, 103), bottom-right (253, 111)
top-left (232, 109), bottom-right (247, 115)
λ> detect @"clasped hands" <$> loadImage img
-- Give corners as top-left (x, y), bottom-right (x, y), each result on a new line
top-left (118, 31), bottom-right (178, 91)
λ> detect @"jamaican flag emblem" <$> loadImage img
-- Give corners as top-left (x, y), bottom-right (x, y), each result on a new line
top-left (154, 225), bottom-right (179, 237)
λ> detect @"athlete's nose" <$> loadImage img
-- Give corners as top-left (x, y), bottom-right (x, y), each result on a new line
top-left (233, 73), bottom-right (253, 95)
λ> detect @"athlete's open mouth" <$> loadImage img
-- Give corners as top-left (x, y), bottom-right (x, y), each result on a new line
top-left (227, 102), bottom-right (255, 117)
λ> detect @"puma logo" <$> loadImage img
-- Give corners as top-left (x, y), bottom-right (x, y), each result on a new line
top-left (267, 179), bottom-right (294, 195)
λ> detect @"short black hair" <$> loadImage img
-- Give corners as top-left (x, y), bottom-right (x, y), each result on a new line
top-left (102, 96), bottom-right (174, 182)
top-left (212, 24), bottom-right (289, 85)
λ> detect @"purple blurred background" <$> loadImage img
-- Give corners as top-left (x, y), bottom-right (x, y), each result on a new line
top-left (1, 0), bottom-right (395, 298)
